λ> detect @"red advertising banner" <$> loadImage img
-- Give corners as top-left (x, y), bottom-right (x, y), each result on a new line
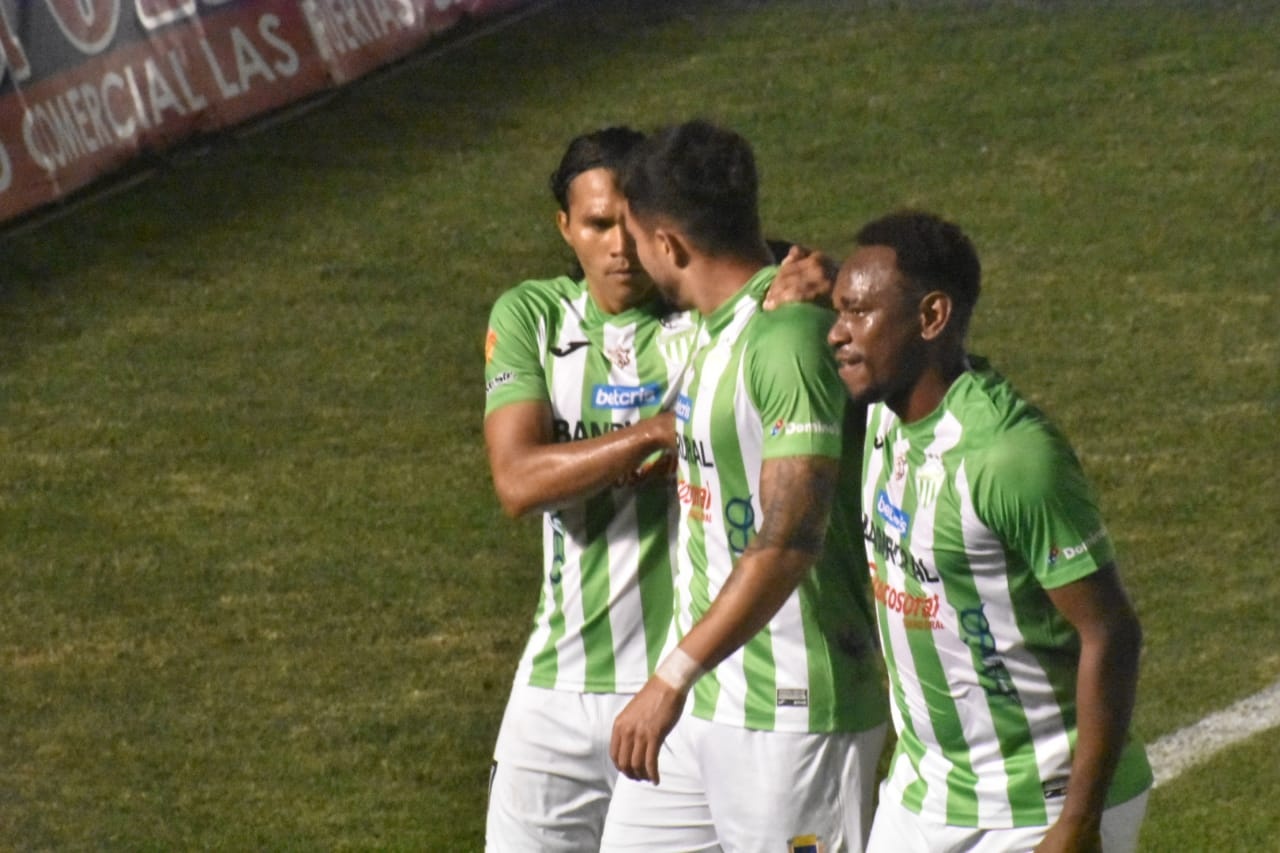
top-left (0, 0), bottom-right (537, 227)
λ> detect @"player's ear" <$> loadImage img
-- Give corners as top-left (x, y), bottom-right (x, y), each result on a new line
top-left (919, 291), bottom-right (953, 342)
top-left (657, 228), bottom-right (692, 270)
top-left (556, 209), bottom-right (571, 245)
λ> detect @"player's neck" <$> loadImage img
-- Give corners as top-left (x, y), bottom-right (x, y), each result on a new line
top-left (588, 277), bottom-right (652, 315)
top-left (687, 249), bottom-right (773, 316)
top-left (893, 349), bottom-right (970, 424)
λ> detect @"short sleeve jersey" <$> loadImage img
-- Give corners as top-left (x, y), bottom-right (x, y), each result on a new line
top-left (673, 266), bottom-right (887, 734)
top-left (484, 276), bottom-right (698, 694)
top-left (862, 357), bottom-right (1153, 827)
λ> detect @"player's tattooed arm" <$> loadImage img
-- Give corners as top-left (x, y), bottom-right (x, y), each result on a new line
top-left (671, 454), bottom-right (838, 672)
top-left (611, 452), bottom-right (839, 784)
top-left (746, 454), bottom-right (838, 555)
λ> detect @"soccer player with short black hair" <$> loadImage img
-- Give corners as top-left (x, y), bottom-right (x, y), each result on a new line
top-left (826, 210), bottom-right (1153, 852)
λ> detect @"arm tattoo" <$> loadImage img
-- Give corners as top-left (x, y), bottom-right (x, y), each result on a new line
top-left (748, 456), bottom-right (839, 554)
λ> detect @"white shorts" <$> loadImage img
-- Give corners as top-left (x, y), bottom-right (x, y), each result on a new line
top-left (866, 784), bottom-right (1150, 853)
top-left (601, 714), bottom-right (888, 853)
top-left (485, 683), bottom-right (632, 852)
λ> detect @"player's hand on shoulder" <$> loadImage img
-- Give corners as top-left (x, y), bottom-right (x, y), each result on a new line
top-left (764, 244), bottom-right (837, 310)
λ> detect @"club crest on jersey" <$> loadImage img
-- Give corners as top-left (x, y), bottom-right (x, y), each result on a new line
top-left (484, 329), bottom-right (497, 363)
top-left (605, 345), bottom-right (633, 368)
top-left (591, 383), bottom-right (662, 409)
top-left (914, 452), bottom-right (946, 507)
top-left (889, 436), bottom-right (911, 505)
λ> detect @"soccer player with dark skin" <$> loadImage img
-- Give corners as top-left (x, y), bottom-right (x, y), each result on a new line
top-left (816, 211), bottom-right (1151, 853)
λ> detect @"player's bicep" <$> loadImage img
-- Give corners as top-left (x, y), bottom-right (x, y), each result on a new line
top-left (484, 400), bottom-right (554, 483)
top-left (1044, 562), bottom-right (1141, 644)
top-left (752, 455), bottom-right (839, 555)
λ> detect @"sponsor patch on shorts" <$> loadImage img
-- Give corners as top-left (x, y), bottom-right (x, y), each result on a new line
top-left (788, 834), bottom-right (824, 853)
top-left (776, 688), bottom-right (809, 707)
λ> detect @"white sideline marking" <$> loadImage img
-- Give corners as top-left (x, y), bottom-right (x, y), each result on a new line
top-left (1148, 679), bottom-right (1280, 787)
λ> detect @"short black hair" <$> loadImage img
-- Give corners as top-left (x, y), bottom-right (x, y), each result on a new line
top-left (856, 210), bottom-right (982, 318)
top-left (621, 119), bottom-right (762, 256)
top-left (549, 126), bottom-right (646, 212)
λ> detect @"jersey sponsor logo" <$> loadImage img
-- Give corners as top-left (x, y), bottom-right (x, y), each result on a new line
top-left (776, 688), bottom-right (809, 707)
top-left (591, 383), bottom-right (662, 409)
top-left (876, 489), bottom-right (910, 536)
top-left (959, 605), bottom-right (1021, 704)
top-left (863, 515), bottom-right (940, 584)
top-left (553, 418), bottom-right (632, 442)
top-left (770, 420), bottom-right (839, 438)
top-left (484, 328), bottom-right (497, 364)
top-left (1052, 527), bottom-right (1109, 564)
top-left (677, 478), bottom-right (713, 524)
top-left (725, 497), bottom-right (755, 556)
top-left (550, 340), bottom-right (590, 357)
top-left (485, 371), bottom-right (514, 394)
top-left (870, 564), bottom-right (943, 630)
top-left (674, 394), bottom-right (692, 422)
top-left (787, 836), bottom-right (824, 853)
top-left (675, 433), bottom-right (715, 469)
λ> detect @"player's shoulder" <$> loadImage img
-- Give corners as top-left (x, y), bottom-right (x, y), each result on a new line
top-left (957, 362), bottom-right (1080, 489)
top-left (748, 300), bottom-right (835, 347)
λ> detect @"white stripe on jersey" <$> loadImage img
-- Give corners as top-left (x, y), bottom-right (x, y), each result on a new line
top-left (954, 461), bottom-right (1073, 815)
top-left (915, 415), bottom-right (1017, 823)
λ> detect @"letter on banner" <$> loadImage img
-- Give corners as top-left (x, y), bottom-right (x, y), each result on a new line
top-left (135, 0), bottom-right (197, 30)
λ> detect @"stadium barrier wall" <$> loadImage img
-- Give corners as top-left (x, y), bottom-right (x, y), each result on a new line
top-left (0, 0), bottom-right (535, 228)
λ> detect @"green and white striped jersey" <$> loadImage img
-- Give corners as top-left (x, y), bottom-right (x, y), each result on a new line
top-left (484, 276), bottom-right (698, 694)
top-left (863, 357), bottom-right (1152, 827)
top-left (674, 266), bottom-right (887, 734)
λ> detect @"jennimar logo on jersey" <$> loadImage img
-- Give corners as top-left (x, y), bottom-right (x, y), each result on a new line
top-left (591, 383), bottom-right (662, 409)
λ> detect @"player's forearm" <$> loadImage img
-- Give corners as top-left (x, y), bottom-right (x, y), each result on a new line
top-left (659, 546), bottom-right (816, 689)
top-left (1057, 613), bottom-right (1143, 823)
top-left (492, 417), bottom-right (672, 517)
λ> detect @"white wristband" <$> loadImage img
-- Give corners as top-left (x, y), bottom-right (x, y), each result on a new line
top-left (654, 647), bottom-right (706, 693)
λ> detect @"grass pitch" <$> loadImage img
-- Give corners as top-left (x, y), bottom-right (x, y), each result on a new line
top-left (2, 0), bottom-right (1277, 847)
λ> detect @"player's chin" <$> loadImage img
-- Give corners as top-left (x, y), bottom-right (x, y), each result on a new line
top-left (836, 363), bottom-right (871, 401)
